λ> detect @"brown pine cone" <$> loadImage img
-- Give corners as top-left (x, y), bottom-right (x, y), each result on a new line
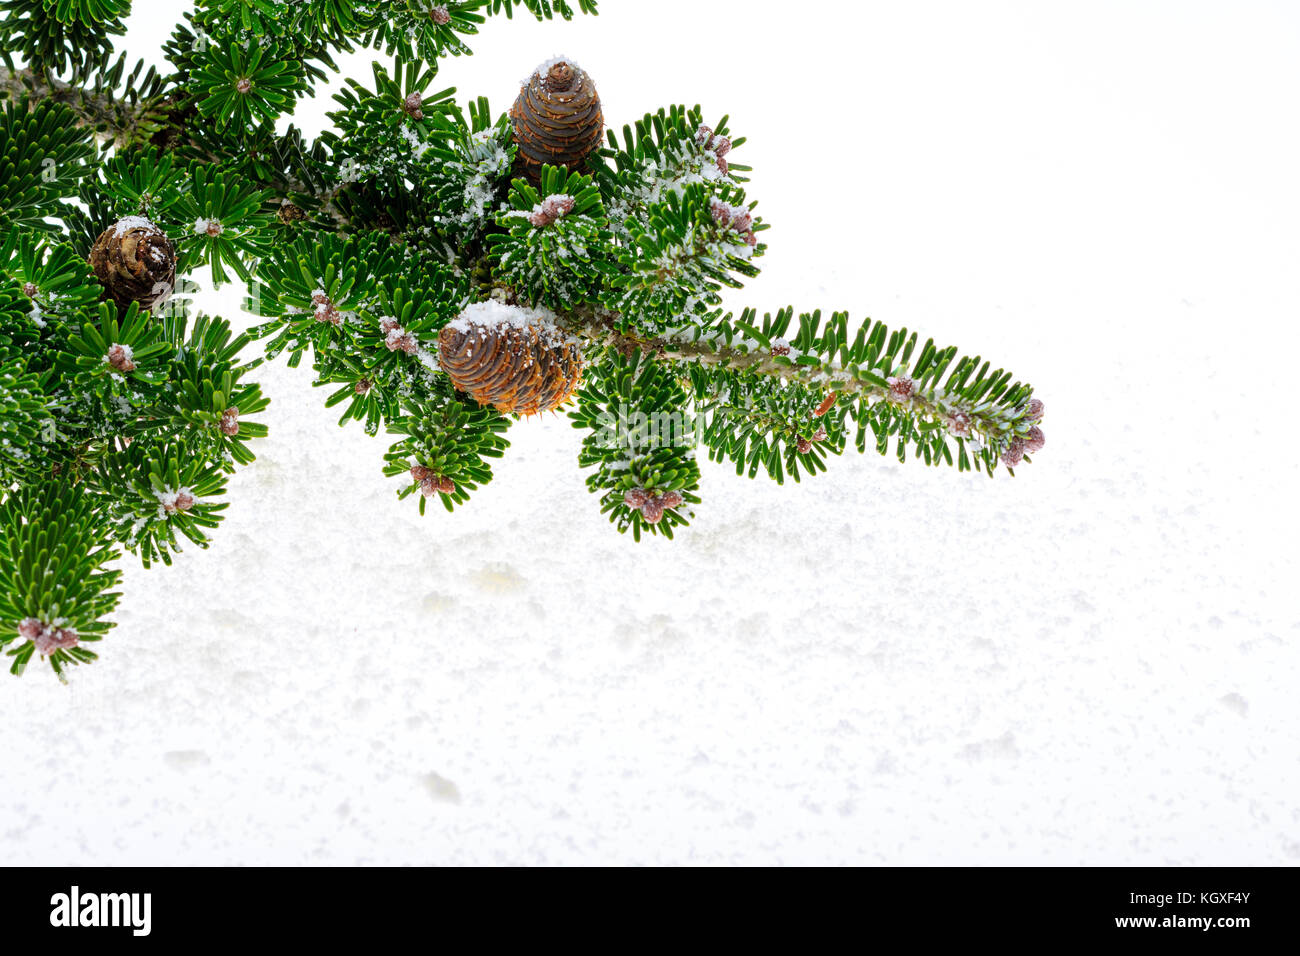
top-left (438, 303), bottom-right (582, 415)
top-left (89, 217), bottom-right (176, 311)
top-left (510, 56), bottom-right (604, 182)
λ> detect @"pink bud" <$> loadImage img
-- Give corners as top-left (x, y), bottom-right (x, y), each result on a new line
top-left (797, 437), bottom-right (813, 454)
top-left (658, 490), bottom-right (683, 510)
top-left (219, 407), bottom-right (240, 436)
top-left (1024, 426), bottom-right (1045, 454)
top-left (712, 136), bottom-right (731, 158)
top-left (641, 498), bottom-right (665, 524)
top-left (1025, 398), bottom-right (1044, 421)
top-left (695, 125), bottom-right (713, 146)
top-left (946, 410), bottom-right (973, 438)
top-left (623, 488), bottom-right (649, 509)
top-left (430, 5), bottom-right (451, 25)
top-left (411, 465), bottom-right (434, 482)
top-left (886, 375), bottom-right (916, 401)
top-left (1001, 439), bottom-right (1025, 468)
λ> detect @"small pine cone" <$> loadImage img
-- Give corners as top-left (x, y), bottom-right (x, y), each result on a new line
top-left (797, 437), bottom-right (813, 454)
top-left (403, 91), bottom-right (424, 120)
top-left (355, 377), bottom-right (372, 395)
top-left (436, 475), bottom-right (455, 495)
top-left (729, 209), bottom-right (753, 234)
top-left (430, 4), bottom-right (451, 25)
top-left (170, 489), bottom-right (196, 513)
top-left (658, 490), bottom-right (683, 510)
top-left (419, 477), bottom-right (441, 498)
top-left (437, 304), bottom-right (583, 415)
top-left (510, 57), bottom-right (604, 181)
top-left (17, 617), bottom-right (43, 644)
top-left (89, 217), bottom-right (176, 310)
top-left (812, 426), bottom-right (827, 442)
top-left (378, 315), bottom-right (400, 333)
top-left (712, 136), bottom-right (731, 158)
top-left (716, 156), bottom-right (729, 177)
top-left (1025, 397), bottom-right (1045, 421)
top-left (640, 497), bottom-right (665, 524)
top-left (623, 488), bottom-right (649, 509)
top-left (235, 77), bottom-right (252, 95)
top-left (1002, 439), bottom-right (1026, 468)
top-left (106, 343), bottom-right (136, 373)
top-left (770, 339), bottom-right (791, 357)
top-left (219, 407), bottom-right (240, 436)
top-left (22, 281), bottom-right (38, 298)
top-left (278, 201), bottom-right (307, 224)
top-left (1024, 426), bottom-right (1045, 454)
top-left (695, 125), bottom-right (713, 146)
top-left (410, 464), bottom-right (434, 483)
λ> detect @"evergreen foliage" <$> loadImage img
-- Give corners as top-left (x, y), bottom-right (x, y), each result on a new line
top-left (0, 0), bottom-right (1045, 678)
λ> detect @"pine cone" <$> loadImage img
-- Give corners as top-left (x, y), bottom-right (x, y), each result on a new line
top-left (89, 217), bottom-right (176, 311)
top-left (437, 303), bottom-right (582, 415)
top-left (510, 57), bottom-right (604, 181)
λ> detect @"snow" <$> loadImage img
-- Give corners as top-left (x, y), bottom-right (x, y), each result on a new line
top-left (527, 54), bottom-right (582, 86)
top-left (2, 0), bottom-right (1298, 867)
top-left (111, 215), bottom-right (158, 237)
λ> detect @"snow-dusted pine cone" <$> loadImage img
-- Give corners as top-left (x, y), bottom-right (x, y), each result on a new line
top-left (510, 56), bottom-right (604, 181)
top-left (438, 302), bottom-right (582, 415)
top-left (89, 216), bottom-right (176, 310)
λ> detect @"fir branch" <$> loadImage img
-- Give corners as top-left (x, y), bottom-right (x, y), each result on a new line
top-left (0, 65), bottom-right (160, 147)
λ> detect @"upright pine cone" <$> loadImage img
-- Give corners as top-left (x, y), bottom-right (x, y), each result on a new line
top-left (89, 216), bottom-right (176, 311)
top-left (510, 56), bottom-right (604, 182)
top-left (438, 302), bottom-right (582, 415)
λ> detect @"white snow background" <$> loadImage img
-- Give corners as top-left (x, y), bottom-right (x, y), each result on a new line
top-left (3, 0), bottom-right (1298, 865)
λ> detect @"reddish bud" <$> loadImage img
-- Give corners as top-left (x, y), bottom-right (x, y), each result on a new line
top-left (623, 488), bottom-right (649, 509)
top-left (219, 407), bottom-right (240, 436)
top-left (106, 343), bottom-right (136, 373)
top-left (1024, 426), bottom-right (1045, 454)
top-left (1001, 439), bottom-right (1026, 468)
top-left (1025, 397), bottom-right (1045, 421)
top-left (886, 375), bottom-right (916, 401)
